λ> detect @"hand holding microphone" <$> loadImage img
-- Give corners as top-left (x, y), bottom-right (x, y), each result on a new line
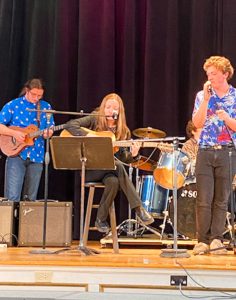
top-left (203, 81), bottom-right (213, 102)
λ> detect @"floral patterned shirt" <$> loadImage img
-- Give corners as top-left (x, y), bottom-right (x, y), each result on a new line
top-left (0, 96), bottom-right (54, 163)
top-left (193, 85), bottom-right (236, 147)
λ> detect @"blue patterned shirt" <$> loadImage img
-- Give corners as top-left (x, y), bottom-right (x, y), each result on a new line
top-left (0, 96), bottom-right (54, 163)
top-left (193, 85), bottom-right (236, 147)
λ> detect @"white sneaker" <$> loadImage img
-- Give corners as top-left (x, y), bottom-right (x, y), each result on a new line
top-left (210, 239), bottom-right (227, 255)
top-left (193, 242), bottom-right (209, 255)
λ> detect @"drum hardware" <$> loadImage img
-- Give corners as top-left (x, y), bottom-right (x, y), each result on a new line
top-left (223, 212), bottom-right (236, 240)
top-left (112, 158), bottom-right (163, 239)
top-left (132, 127), bottom-right (166, 139)
top-left (159, 204), bottom-right (172, 239)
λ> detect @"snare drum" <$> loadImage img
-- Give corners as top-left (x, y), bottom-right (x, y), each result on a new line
top-left (153, 150), bottom-right (190, 190)
top-left (140, 175), bottom-right (169, 218)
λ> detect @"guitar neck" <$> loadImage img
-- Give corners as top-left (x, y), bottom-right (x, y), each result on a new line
top-left (113, 141), bottom-right (157, 148)
top-left (113, 140), bottom-right (173, 151)
top-left (29, 124), bottom-right (67, 138)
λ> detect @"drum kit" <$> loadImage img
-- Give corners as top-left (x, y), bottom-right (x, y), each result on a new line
top-left (127, 126), bottom-right (195, 240)
top-left (128, 127), bottom-right (235, 242)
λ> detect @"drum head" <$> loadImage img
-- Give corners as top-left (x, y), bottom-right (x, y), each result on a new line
top-left (169, 183), bottom-right (197, 239)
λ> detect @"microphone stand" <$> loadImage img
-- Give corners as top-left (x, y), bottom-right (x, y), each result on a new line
top-left (30, 113), bottom-right (54, 254)
top-left (227, 146), bottom-right (236, 252)
top-left (160, 138), bottom-right (190, 258)
top-left (223, 124), bottom-right (236, 252)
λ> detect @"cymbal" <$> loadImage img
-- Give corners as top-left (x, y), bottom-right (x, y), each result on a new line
top-left (131, 155), bottom-right (157, 172)
top-left (132, 127), bottom-right (166, 139)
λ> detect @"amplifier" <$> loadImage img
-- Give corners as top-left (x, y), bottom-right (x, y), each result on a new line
top-left (0, 201), bottom-right (18, 246)
top-left (18, 201), bottom-right (72, 247)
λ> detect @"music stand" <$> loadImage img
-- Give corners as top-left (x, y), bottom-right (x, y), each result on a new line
top-left (50, 136), bottom-right (115, 255)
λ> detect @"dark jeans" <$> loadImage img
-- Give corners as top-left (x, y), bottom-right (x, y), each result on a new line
top-left (85, 160), bottom-right (141, 221)
top-left (195, 147), bottom-right (236, 244)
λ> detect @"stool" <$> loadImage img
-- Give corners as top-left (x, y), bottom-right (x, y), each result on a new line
top-left (83, 182), bottom-right (119, 253)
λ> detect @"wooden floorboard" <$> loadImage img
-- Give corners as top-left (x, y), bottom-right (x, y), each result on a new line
top-left (0, 239), bottom-right (236, 271)
top-left (0, 239), bottom-right (236, 299)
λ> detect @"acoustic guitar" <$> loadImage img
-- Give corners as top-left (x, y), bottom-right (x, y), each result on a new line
top-left (0, 124), bottom-right (68, 157)
top-left (60, 128), bottom-right (174, 153)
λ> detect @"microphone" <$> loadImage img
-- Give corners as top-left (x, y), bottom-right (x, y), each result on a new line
top-left (112, 111), bottom-right (119, 120)
top-left (208, 85), bottom-right (213, 95)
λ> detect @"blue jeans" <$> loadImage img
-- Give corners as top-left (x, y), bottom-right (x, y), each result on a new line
top-left (4, 156), bottom-right (43, 202)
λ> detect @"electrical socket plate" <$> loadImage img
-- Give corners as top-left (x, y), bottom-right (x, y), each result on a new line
top-left (170, 275), bottom-right (187, 286)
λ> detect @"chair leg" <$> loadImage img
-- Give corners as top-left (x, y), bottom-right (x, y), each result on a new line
top-left (109, 202), bottom-right (119, 254)
top-left (83, 186), bottom-right (95, 246)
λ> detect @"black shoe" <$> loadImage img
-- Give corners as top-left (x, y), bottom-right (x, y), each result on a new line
top-left (135, 207), bottom-right (154, 225)
top-left (95, 218), bottom-right (110, 233)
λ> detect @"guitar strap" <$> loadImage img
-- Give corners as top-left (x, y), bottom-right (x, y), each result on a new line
top-left (36, 101), bottom-right (41, 128)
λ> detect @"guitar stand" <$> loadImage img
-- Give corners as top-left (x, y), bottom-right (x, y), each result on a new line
top-left (50, 136), bottom-right (115, 255)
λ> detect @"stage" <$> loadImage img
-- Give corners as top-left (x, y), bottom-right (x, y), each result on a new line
top-left (0, 239), bottom-right (236, 299)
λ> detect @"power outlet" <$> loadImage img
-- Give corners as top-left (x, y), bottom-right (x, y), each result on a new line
top-left (170, 275), bottom-right (187, 286)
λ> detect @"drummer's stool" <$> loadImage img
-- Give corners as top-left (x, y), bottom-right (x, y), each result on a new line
top-left (83, 182), bottom-right (119, 253)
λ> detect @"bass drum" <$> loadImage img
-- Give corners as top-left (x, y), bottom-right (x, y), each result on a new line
top-left (169, 183), bottom-right (197, 239)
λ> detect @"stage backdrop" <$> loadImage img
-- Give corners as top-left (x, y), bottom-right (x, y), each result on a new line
top-left (0, 0), bottom-right (236, 239)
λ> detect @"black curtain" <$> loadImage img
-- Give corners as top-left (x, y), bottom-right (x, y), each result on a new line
top-left (0, 0), bottom-right (236, 238)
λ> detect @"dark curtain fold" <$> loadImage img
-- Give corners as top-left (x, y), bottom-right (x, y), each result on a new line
top-left (0, 0), bottom-right (236, 238)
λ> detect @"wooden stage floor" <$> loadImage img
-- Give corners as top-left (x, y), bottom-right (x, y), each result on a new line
top-left (1, 238), bottom-right (236, 299)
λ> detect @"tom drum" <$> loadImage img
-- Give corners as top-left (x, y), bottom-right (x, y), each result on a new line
top-left (140, 175), bottom-right (169, 218)
top-left (153, 150), bottom-right (190, 190)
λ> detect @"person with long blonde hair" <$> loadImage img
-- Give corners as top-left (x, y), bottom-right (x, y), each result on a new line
top-left (67, 93), bottom-right (154, 233)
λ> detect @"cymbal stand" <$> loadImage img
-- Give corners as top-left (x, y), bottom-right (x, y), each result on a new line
top-left (223, 212), bottom-right (233, 239)
top-left (159, 196), bottom-right (172, 239)
top-left (161, 138), bottom-right (190, 258)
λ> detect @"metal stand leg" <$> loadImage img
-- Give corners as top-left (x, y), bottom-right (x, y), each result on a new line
top-left (159, 197), bottom-right (171, 239)
top-left (30, 121), bottom-right (54, 255)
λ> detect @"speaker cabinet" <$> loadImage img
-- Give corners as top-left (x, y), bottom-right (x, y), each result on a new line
top-left (18, 201), bottom-right (72, 247)
top-left (0, 201), bottom-right (18, 246)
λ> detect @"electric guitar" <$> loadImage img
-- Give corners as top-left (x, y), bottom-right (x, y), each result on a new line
top-left (0, 124), bottom-right (68, 157)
